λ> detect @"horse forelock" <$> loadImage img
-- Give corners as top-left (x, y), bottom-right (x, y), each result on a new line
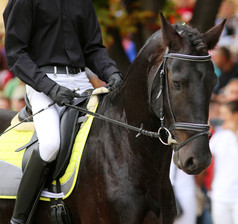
top-left (174, 24), bottom-right (208, 55)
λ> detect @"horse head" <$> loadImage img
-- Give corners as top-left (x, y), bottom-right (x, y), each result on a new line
top-left (149, 13), bottom-right (225, 174)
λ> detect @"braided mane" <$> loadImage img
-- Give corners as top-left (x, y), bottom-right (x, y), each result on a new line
top-left (175, 23), bottom-right (208, 54)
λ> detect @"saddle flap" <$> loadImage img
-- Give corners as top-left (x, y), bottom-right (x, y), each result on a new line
top-left (18, 97), bottom-right (88, 179)
top-left (52, 99), bottom-right (87, 180)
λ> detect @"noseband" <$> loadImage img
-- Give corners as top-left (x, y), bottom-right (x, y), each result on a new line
top-left (155, 49), bottom-right (211, 151)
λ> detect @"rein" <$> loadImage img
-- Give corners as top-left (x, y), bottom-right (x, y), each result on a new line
top-left (64, 103), bottom-right (162, 139)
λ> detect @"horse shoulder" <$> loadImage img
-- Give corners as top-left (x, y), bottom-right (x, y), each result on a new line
top-left (0, 109), bottom-right (17, 133)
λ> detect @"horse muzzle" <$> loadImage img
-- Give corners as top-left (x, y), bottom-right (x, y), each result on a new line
top-left (172, 130), bottom-right (212, 175)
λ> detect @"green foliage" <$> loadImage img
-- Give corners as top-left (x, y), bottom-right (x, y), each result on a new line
top-left (156, 1), bottom-right (181, 26)
top-left (93, 0), bottom-right (154, 46)
top-left (93, 0), bottom-right (181, 47)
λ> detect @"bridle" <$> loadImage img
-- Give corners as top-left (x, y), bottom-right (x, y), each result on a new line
top-left (154, 48), bottom-right (212, 151)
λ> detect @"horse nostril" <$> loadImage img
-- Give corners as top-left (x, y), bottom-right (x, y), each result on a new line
top-left (185, 157), bottom-right (196, 171)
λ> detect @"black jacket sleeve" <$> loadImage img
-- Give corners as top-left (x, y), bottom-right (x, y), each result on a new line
top-left (4, 0), bottom-right (56, 95)
top-left (81, 1), bottom-right (119, 81)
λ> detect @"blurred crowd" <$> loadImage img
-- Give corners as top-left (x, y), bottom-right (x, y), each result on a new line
top-left (0, 47), bottom-right (25, 112)
top-left (0, 0), bottom-right (238, 223)
top-left (171, 0), bottom-right (238, 224)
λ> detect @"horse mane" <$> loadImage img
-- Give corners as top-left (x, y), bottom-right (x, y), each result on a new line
top-left (174, 23), bottom-right (208, 54)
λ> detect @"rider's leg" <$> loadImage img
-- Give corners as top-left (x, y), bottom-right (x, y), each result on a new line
top-left (10, 147), bottom-right (50, 224)
top-left (10, 87), bottom-right (61, 224)
top-left (27, 85), bottom-right (62, 162)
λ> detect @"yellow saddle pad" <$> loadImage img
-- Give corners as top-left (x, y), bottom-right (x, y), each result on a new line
top-left (0, 87), bottom-right (108, 200)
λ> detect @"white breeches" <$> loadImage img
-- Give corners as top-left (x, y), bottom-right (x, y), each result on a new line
top-left (212, 200), bottom-right (238, 224)
top-left (26, 71), bottom-right (93, 162)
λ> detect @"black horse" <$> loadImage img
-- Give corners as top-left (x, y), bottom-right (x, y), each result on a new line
top-left (0, 14), bottom-right (225, 224)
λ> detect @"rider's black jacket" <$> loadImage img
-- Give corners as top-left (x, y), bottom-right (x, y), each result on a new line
top-left (4, 0), bottom-right (118, 95)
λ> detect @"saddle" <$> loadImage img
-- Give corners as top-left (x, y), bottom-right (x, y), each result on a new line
top-left (17, 92), bottom-right (92, 179)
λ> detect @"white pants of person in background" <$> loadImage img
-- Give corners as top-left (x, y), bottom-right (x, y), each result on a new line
top-left (26, 71), bottom-right (93, 162)
top-left (212, 201), bottom-right (238, 224)
top-left (170, 160), bottom-right (197, 224)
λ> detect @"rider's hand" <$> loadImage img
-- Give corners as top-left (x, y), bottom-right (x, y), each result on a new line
top-left (47, 84), bottom-right (79, 106)
top-left (108, 72), bottom-right (123, 91)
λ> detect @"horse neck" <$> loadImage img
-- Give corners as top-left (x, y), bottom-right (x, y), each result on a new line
top-left (112, 58), bottom-right (152, 126)
top-left (100, 52), bottom-right (172, 175)
top-left (116, 41), bottom-right (165, 126)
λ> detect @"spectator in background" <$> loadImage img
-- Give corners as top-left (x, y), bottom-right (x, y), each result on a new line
top-left (196, 167), bottom-right (213, 224)
top-left (3, 77), bottom-right (21, 100)
top-left (0, 94), bottom-right (11, 110)
top-left (209, 99), bottom-right (223, 130)
top-left (210, 100), bottom-right (238, 224)
top-left (11, 84), bottom-right (26, 112)
top-left (0, 49), bottom-right (13, 90)
top-left (122, 35), bottom-right (137, 63)
top-left (170, 159), bottom-right (197, 224)
top-left (216, 0), bottom-right (238, 53)
top-left (213, 78), bottom-right (238, 104)
top-left (174, 0), bottom-right (195, 23)
top-left (223, 78), bottom-right (238, 102)
top-left (199, 79), bottom-right (238, 224)
top-left (205, 78), bottom-right (238, 224)
top-left (212, 47), bottom-right (238, 94)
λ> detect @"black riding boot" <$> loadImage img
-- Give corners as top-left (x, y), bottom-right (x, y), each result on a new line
top-left (10, 148), bottom-right (50, 224)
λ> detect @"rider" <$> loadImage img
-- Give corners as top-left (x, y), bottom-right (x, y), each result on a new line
top-left (4, 0), bottom-right (123, 223)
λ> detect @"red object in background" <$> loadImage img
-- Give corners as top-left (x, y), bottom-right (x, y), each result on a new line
top-left (0, 70), bottom-right (14, 90)
top-left (3, 70), bottom-right (14, 88)
top-left (203, 157), bottom-right (214, 191)
top-left (175, 4), bottom-right (194, 23)
top-left (176, 6), bottom-right (193, 16)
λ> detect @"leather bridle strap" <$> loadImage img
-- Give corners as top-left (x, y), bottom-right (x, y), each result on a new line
top-left (173, 131), bottom-right (211, 152)
top-left (169, 122), bottom-right (210, 132)
top-left (157, 50), bottom-right (212, 151)
top-left (164, 53), bottom-right (211, 62)
top-left (169, 122), bottom-right (211, 151)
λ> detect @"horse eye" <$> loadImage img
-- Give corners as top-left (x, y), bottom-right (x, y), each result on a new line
top-left (173, 81), bottom-right (181, 89)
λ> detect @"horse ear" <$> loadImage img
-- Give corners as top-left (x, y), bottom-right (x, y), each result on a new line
top-left (160, 12), bottom-right (183, 51)
top-left (202, 19), bottom-right (226, 50)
